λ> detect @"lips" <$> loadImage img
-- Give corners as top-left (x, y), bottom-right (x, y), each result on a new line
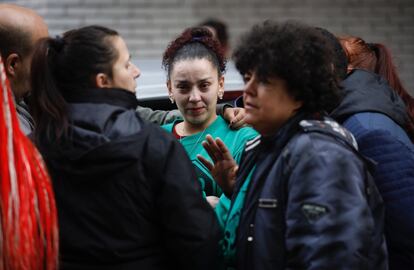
top-left (244, 101), bottom-right (258, 110)
top-left (186, 107), bottom-right (206, 115)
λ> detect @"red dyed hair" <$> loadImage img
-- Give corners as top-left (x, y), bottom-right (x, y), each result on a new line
top-left (0, 57), bottom-right (58, 269)
top-left (339, 36), bottom-right (414, 142)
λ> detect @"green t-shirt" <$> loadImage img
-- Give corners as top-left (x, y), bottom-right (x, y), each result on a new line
top-left (163, 116), bottom-right (258, 266)
top-left (162, 116), bottom-right (258, 197)
top-left (215, 167), bottom-right (256, 267)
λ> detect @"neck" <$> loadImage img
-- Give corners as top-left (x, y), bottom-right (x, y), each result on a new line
top-left (178, 114), bottom-right (217, 136)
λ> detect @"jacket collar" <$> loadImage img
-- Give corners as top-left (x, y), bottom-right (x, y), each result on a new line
top-left (63, 87), bottom-right (139, 109)
top-left (261, 110), bottom-right (313, 152)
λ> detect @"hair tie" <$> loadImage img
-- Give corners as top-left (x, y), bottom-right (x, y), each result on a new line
top-left (53, 35), bottom-right (65, 52)
top-left (191, 36), bottom-right (203, 42)
top-left (366, 42), bottom-right (379, 58)
top-left (366, 43), bottom-right (376, 51)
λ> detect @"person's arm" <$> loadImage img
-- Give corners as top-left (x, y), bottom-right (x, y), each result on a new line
top-left (152, 135), bottom-right (223, 270)
top-left (136, 105), bottom-right (181, 125)
top-left (285, 142), bottom-right (380, 269)
top-left (137, 104), bottom-right (246, 128)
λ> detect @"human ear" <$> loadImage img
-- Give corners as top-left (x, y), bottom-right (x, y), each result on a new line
top-left (167, 81), bottom-right (174, 103)
top-left (95, 73), bottom-right (111, 88)
top-left (5, 53), bottom-right (20, 78)
top-left (218, 76), bottom-right (225, 99)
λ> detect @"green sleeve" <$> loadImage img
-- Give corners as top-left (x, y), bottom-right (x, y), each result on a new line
top-left (136, 106), bottom-right (182, 125)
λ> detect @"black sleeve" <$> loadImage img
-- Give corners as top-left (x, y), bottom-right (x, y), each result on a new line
top-left (285, 140), bottom-right (375, 269)
top-left (149, 132), bottom-right (223, 270)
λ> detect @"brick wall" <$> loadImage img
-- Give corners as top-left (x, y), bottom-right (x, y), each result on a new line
top-left (7, 0), bottom-right (414, 93)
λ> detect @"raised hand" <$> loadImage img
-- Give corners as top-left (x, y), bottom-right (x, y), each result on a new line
top-left (197, 134), bottom-right (238, 197)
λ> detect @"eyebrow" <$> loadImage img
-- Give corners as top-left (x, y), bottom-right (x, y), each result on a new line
top-left (174, 77), bottom-right (212, 82)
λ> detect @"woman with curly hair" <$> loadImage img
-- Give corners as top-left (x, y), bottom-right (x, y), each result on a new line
top-left (161, 27), bottom-right (257, 207)
top-left (198, 21), bottom-right (388, 269)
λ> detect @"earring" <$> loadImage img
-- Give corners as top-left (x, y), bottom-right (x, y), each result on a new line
top-left (169, 94), bottom-right (175, 104)
top-left (218, 92), bottom-right (224, 100)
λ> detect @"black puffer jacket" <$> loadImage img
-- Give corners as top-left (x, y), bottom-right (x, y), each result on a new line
top-left (235, 112), bottom-right (388, 270)
top-left (38, 88), bottom-right (222, 270)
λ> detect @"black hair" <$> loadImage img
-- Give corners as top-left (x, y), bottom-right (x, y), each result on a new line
top-left (315, 27), bottom-right (348, 80)
top-left (162, 27), bottom-right (226, 80)
top-left (30, 25), bottom-right (119, 144)
top-left (233, 20), bottom-right (341, 113)
top-left (199, 18), bottom-right (229, 48)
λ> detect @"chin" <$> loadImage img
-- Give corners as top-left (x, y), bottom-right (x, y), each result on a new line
top-left (187, 117), bottom-right (207, 126)
top-left (186, 113), bottom-right (209, 125)
top-left (244, 114), bottom-right (257, 126)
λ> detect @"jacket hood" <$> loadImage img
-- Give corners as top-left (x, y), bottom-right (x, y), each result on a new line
top-left (39, 88), bottom-right (145, 175)
top-left (331, 69), bottom-right (408, 127)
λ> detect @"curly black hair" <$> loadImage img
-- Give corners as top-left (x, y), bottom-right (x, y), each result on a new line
top-left (162, 27), bottom-right (226, 80)
top-left (233, 20), bottom-right (341, 113)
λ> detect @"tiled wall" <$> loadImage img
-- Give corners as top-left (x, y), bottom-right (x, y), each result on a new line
top-left (8, 0), bottom-right (414, 93)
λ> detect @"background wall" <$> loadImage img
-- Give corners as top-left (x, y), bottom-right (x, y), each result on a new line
top-left (5, 0), bottom-right (414, 93)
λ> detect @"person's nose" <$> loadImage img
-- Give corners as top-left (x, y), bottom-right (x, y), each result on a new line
top-left (189, 88), bottom-right (201, 102)
top-left (243, 77), bottom-right (256, 97)
top-left (132, 63), bottom-right (141, 79)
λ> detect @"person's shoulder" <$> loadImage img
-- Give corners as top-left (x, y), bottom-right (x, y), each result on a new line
top-left (161, 121), bottom-right (175, 132)
top-left (140, 120), bottom-right (182, 151)
top-left (236, 125), bottom-right (259, 138)
top-left (216, 116), bottom-right (258, 139)
top-left (344, 112), bottom-right (413, 146)
top-left (287, 118), bottom-right (359, 161)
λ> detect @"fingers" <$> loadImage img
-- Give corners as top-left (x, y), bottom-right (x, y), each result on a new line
top-left (215, 137), bottom-right (236, 162)
top-left (229, 108), bottom-right (247, 129)
top-left (202, 135), bottom-right (235, 163)
top-left (229, 165), bottom-right (239, 179)
top-left (201, 135), bottom-right (220, 163)
top-left (197, 154), bottom-right (214, 171)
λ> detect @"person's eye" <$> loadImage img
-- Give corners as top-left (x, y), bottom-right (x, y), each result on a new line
top-left (200, 82), bottom-right (210, 90)
top-left (176, 84), bottom-right (189, 91)
top-left (243, 74), bottom-right (251, 83)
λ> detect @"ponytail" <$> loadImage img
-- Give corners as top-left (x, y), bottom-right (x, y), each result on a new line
top-left (30, 37), bottom-right (68, 145)
top-left (374, 43), bottom-right (414, 142)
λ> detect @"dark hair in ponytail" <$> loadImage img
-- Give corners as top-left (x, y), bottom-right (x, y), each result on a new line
top-left (162, 27), bottom-right (226, 80)
top-left (30, 25), bottom-right (119, 144)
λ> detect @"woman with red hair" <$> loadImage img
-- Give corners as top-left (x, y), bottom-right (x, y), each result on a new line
top-left (339, 36), bottom-right (414, 140)
top-left (331, 35), bottom-right (414, 269)
top-left (0, 57), bottom-right (58, 269)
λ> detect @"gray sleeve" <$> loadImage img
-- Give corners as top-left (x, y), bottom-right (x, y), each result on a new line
top-left (136, 105), bottom-right (182, 125)
top-left (137, 103), bottom-right (231, 125)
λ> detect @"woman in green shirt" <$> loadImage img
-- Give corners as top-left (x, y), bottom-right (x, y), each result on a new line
top-left (161, 27), bottom-right (257, 206)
